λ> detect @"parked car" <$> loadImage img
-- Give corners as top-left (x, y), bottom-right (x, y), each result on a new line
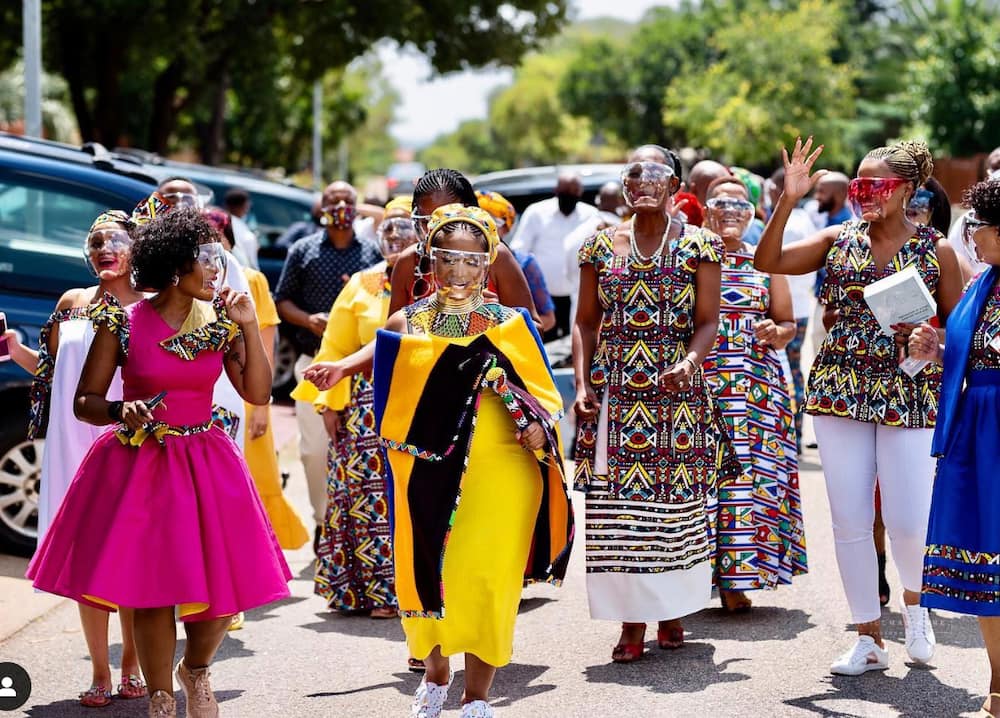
top-left (471, 163), bottom-right (623, 214)
top-left (386, 161), bottom-right (427, 198)
top-left (0, 133), bottom-right (159, 554)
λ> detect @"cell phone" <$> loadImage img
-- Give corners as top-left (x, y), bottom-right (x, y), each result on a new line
top-left (0, 312), bottom-right (9, 362)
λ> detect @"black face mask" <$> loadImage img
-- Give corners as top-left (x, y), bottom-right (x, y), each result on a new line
top-left (556, 192), bottom-right (579, 216)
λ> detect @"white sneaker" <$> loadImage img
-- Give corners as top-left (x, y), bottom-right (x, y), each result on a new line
top-left (460, 700), bottom-right (495, 718)
top-left (411, 674), bottom-right (450, 718)
top-left (830, 635), bottom-right (889, 676)
top-left (900, 598), bottom-right (936, 663)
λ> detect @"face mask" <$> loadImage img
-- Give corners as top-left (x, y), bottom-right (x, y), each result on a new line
top-left (621, 161), bottom-right (675, 209)
top-left (322, 203), bottom-right (357, 229)
top-left (430, 247), bottom-right (489, 302)
top-left (85, 228), bottom-right (132, 277)
top-left (847, 177), bottom-right (909, 217)
top-left (556, 192), bottom-right (579, 216)
top-left (378, 218), bottom-right (418, 258)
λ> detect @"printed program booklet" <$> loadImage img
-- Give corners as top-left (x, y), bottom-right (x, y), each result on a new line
top-left (863, 264), bottom-right (937, 378)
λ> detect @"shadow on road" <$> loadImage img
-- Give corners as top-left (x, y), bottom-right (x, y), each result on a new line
top-left (247, 594), bottom-right (310, 622)
top-left (582, 640), bottom-right (750, 694)
top-left (24, 690), bottom-right (244, 717)
top-left (686, 606), bottom-right (815, 642)
top-left (518, 596), bottom-right (556, 615)
top-left (299, 610), bottom-right (407, 642)
top-left (784, 670), bottom-right (981, 717)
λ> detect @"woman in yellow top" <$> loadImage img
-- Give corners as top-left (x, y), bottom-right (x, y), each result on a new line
top-left (309, 204), bottom-right (574, 718)
top-left (293, 196), bottom-right (417, 619)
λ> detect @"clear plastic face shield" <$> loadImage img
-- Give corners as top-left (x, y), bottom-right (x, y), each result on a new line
top-left (905, 188), bottom-right (934, 224)
top-left (161, 191), bottom-right (211, 210)
top-left (85, 228), bottom-right (132, 278)
top-left (705, 197), bottom-right (754, 237)
top-left (962, 212), bottom-right (996, 264)
top-left (378, 217), bottom-right (419, 260)
top-left (195, 241), bottom-right (227, 292)
top-left (621, 161), bottom-right (675, 209)
top-left (430, 247), bottom-right (490, 301)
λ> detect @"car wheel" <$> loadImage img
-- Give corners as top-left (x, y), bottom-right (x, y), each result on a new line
top-left (0, 425), bottom-right (41, 556)
top-left (272, 335), bottom-right (298, 399)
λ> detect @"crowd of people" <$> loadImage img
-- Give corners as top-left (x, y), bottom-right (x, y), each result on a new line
top-left (5, 137), bottom-right (1000, 718)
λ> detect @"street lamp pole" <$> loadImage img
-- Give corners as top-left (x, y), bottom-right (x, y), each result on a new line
top-left (312, 80), bottom-right (322, 190)
top-left (23, 0), bottom-right (42, 138)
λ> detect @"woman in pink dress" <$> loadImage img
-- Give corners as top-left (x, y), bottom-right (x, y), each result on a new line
top-left (27, 208), bottom-right (292, 718)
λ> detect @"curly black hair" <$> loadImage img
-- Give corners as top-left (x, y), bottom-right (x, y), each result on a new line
top-left (964, 179), bottom-right (1000, 226)
top-left (131, 208), bottom-right (219, 290)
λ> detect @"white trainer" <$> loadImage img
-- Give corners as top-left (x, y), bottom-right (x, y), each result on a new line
top-left (900, 598), bottom-right (936, 663)
top-left (830, 635), bottom-right (889, 676)
top-left (411, 674), bottom-right (450, 718)
top-left (460, 700), bottom-right (495, 717)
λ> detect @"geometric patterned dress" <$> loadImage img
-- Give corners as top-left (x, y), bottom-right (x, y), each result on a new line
top-left (575, 224), bottom-right (734, 622)
top-left (292, 263), bottom-right (396, 611)
top-left (702, 248), bottom-right (808, 591)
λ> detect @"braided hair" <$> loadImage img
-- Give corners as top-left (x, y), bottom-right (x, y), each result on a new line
top-left (864, 141), bottom-right (934, 190)
top-left (413, 168), bottom-right (478, 208)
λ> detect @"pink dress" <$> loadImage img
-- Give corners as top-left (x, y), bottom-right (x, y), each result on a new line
top-left (27, 297), bottom-right (292, 620)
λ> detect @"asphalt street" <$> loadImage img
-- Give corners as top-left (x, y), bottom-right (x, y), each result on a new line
top-left (0, 408), bottom-right (990, 718)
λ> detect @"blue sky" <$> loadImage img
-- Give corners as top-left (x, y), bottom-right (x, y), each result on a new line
top-left (385, 0), bottom-right (665, 147)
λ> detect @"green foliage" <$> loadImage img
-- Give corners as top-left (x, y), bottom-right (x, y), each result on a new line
top-left (662, 0), bottom-right (857, 169)
top-left (0, 60), bottom-right (76, 141)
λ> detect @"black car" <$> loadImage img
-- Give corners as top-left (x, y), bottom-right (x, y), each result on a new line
top-left (472, 163), bottom-right (623, 214)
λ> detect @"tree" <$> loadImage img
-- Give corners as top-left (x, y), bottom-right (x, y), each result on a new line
top-left (0, 0), bottom-right (569, 167)
top-left (661, 0), bottom-right (857, 169)
top-left (0, 59), bottom-right (76, 141)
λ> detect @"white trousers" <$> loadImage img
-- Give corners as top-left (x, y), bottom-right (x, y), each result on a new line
top-left (294, 354), bottom-right (329, 526)
top-left (813, 414), bottom-right (936, 624)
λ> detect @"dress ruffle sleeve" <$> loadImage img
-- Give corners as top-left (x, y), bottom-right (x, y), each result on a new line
top-left (27, 306), bottom-right (90, 439)
top-left (89, 293), bottom-right (131, 357)
top-left (158, 296), bottom-right (241, 361)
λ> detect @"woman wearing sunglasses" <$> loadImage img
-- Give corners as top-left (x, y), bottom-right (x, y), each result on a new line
top-left (909, 178), bottom-right (1000, 718)
top-left (756, 138), bottom-right (964, 676)
top-left (366, 204), bottom-right (572, 718)
top-left (3, 211), bottom-right (147, 707)
top-left (574, 145), bottom-right (729, 662)
top-left (295, 196), bottom-right (418, 622)
top-left (701, 177), bottom-right (807, 614)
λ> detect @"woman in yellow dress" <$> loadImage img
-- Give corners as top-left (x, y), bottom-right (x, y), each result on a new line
top-left (306, 204), bottom-right (574, 718)
top-left (293, 197), bottom-right (416, 618)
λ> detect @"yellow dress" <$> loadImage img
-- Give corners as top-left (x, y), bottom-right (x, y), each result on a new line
top-left (243, 268), bottom-right (309, 550)
top-left (376, 303), bottom-right (574, 667)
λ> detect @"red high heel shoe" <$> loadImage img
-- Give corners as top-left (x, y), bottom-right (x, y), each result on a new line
top-left (657, 623), bottom-right (684, 649)
top-left (611, 622), bottom-right (646, 663)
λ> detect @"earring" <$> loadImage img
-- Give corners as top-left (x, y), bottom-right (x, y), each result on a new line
top-left (171, 274), bottom-right (179, 286)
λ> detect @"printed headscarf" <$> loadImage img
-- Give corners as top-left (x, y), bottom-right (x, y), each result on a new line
top-left (131, 192), bottom-right (172, 225)
top-left (89, 209), bottom-right (133, 235)
top-left (425, 203), bottom-right (500, 263)
top-left (475, 190), bottom-right (517, 232)
top-left (385, 195), bottom-right (413, 216)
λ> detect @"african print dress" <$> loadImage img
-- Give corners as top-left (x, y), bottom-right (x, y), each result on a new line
top-left (702, 248), bottom-right (807, 591)
top-left (292, 262), bottom-right (396, 611)
top-left (575, 225), bottom-right (731, 622)
top-left (923, 268), bottom-right (1000, 615)
top-left (374, 300), bottom-right (573, 667)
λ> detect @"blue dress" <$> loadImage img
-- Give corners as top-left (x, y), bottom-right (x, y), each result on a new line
top-left (922, 267), bottom-right (1000, 615)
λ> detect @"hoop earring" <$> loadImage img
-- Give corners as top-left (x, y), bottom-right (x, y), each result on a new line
top-left (171, 274), bottom-right (179, 286)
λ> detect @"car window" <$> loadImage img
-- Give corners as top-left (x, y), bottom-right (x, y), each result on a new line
top-left (0, 172), bottom-right (114, 254)
top-left (246, 194), bottom-right (312, 240)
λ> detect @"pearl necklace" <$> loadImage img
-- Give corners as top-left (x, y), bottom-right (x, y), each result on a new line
top-left (629, 217), bottom-right (670, 263)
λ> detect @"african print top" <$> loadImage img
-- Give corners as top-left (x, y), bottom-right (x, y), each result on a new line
top-left (574, 224), bottom-right (728, 503)
top-left (404, 297), bottom-right (515, 338)
top-left (969, 276), bottom-right (1000, 371)
top-left (28, 305), bottom-right (94, 439)
top-left (807, 221), bottom-right (942, 427)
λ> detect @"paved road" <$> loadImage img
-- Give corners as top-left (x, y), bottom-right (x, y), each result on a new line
top-left (0, 407), bottom-right (990, 717)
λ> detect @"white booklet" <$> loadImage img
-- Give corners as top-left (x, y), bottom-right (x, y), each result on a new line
top-left (863, 264), bottom-right (937, 378)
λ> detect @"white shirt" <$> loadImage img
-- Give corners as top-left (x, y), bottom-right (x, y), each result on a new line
top-left (231, 215), bottom-right (259, 270)
top-left (510, 197), bottom-right (598, 296)
top-left (564, 211), bottom-right (621, 326)
top-left (781, 208), bottom-right (819, 319)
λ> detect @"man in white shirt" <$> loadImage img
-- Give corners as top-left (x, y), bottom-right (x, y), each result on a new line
top-left (224, 188), bottom-right (261, 270)
top-left (947, 145), bottom-right (1000, 277)
top-left (564, 181), bottom-right (625, 328)
top-left (510, 172), bottom-right (598, 340)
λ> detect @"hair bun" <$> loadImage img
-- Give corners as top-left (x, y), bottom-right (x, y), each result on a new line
top-left (898, 140), bottom-right (934, 185)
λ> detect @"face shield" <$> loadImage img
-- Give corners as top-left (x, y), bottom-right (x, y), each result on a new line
top-left (621, 161), bottom-right (675, 209)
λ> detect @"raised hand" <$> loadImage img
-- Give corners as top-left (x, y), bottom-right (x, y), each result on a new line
top-left (781, 136), bottom-right (828, 202)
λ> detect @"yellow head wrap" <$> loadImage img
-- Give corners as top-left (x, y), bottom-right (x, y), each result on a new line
top-left (475, 190), bottom-right (516, 232)
top-left (425, 203), bottom-right (500, 263)
top-left (385, 195), bottom-right (413, 217)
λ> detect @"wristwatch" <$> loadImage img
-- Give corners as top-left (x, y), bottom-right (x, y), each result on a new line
top-left (107, 400), bottom-right (124, 422)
